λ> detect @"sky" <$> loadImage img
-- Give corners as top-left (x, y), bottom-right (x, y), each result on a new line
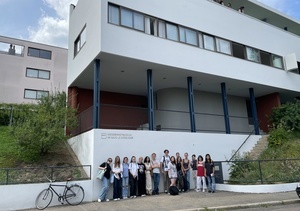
top-left (0, 0), bottom-right (299, 49)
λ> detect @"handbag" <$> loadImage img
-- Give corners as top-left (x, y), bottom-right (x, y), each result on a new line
top-left (110, 173), bottom-right (115, 183)
top-left (97, 169), bottom-right (106, 180)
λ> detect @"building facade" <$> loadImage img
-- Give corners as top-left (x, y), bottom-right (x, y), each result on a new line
top-left (0, 36), bottom-right (67, 104)
top-left (66, 0), bottom-right (300, 200)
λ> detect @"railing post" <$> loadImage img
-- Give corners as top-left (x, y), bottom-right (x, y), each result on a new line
top-left (187, 77), bottom-right (196, 132)
top-left (221, 83), bottom-right (231, 134)
top-left (93, 59), bottom-right (101, 129)
top-left (6, 169), bottom-right (9, 185)
top-left (258, 160), bottom-right (263, 184)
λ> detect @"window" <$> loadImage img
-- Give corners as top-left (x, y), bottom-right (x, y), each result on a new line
top-left (198, 33), bottom-right (203, 48)
top-left (74, 25), bottom-right (87, 56)
top-left (145, 17), bottom-right (157, 36)
top-left (108, 4), bottom-right (119, 25)
top-left (28, 47), bottom-right (52, 59)
top-left (216, 38), bottom-right (231, 55)
top-left (120, 8), bottom-right (144, 31)
top-left (166, 23), bottom-right (179, 41)
top-left (203, 34), bottom-right (215, 51)
top-left (158, 21), bottom-right (166, 38)
top-left (179, 27), bottom-right (197, 46)
top-left (0, 41), bottom-right (24, 56)
top-left (271, 55), bottom-right (283, 69)
top-left (260, 51), bottom-right (271, 66)
top-left (246, 47), bottom-right (260, 63)
top-left (26, 68), bottom-right (50, 80)
top-left (232, 43), bottom-right (245, 59)
top-left (24, 89), bottom-right (49, 99)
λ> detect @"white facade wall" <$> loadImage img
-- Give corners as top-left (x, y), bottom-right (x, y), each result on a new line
top-left (0, 36), bottom-right (67, 104)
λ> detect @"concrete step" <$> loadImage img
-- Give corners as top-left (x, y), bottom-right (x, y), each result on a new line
top-left (248, 135), bottom-right (269, 159)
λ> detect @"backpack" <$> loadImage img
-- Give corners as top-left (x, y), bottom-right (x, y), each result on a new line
top-left (169, 186), bottom-right (179, 195)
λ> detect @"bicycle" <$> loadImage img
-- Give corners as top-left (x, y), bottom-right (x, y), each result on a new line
top-left (35, 177), bottom-right (85, 210)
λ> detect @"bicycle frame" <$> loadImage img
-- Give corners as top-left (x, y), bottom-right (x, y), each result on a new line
top-left (48, 183), bottom-right (69, 202)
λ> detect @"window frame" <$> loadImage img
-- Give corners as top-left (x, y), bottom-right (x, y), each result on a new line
top-left (26, 68), bottom-right (50, 80)
top-left (74, 25), bottom-right (87, 57)
top-left (28, 47), bottom-right (52, 60)
top-left (24, 89), bottom-right (49, 100)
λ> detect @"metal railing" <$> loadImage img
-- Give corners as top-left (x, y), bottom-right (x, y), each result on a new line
top-left (0, 165), bottom-right (91, 185)
top-left (216, 158), bottom-right (300, 185)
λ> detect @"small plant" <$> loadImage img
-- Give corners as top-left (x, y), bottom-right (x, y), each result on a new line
top-left (268, 121), bottom-right (291, 148)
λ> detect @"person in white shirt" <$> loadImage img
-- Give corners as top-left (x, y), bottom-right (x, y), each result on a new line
top-left (128, 156), bottom-right (139, 198)
top-left (160, 149), bottom-right (171, 193)
top-left (168, 156), bottom-right (177, 187)
top-left (112, 156), bottom-right (123, 200)
top-left (151, 153), bottom-right (161, 195)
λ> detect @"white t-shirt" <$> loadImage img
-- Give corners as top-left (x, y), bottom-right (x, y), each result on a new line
top-left (168, 162), bottom-right (177, 178)
top-left (160, 155), bottom-right (170, 171)
top-left (151, 159), bottom-right (160, 174)
top-left (129, 162), bottom-right (139, 176)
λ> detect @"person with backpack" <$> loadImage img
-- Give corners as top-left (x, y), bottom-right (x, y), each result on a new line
top-left (160, 149), bottom-right (170, 193)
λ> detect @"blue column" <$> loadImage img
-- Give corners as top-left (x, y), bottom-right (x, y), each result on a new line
top-left (187, 77), bottom-right (196, 132)
top-left (147, 69), bottom-right (154, 130)
top-left (93, 59), bottom-right (100, 129)
top-left (221, 83), bottom-right (231, 134)
top-left (249, 88), bottom-right (260, 135)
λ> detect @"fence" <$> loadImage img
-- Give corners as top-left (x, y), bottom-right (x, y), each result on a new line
top-left (217, 158), bottom-right (300, 185)
top-left (0, 165), bottom-right (91, 185)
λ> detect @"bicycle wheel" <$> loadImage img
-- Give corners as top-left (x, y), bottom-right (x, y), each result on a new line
top-left (35, 188), bottom-right (53, 210)
top-left (65, 184), bottom-right (85, 205)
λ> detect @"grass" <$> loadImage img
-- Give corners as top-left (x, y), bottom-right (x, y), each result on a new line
top-left (0, 126), bottom-right (19, 168)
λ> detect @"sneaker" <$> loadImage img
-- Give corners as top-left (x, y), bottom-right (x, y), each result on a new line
top-left (133, 195), bottom-right (137, 198)
top-left (165, 190), bottom-right (168, 193)
top-left (123, 196), bottom-right (127, 199)
top-left (208, 190), bottom-right (211, 193)
top-left (114, 199), bottom-right (118, 201)
top-left (130, 196), bottom-right (134, 199)
top-left (117, 198), bottom-right (120, 200)
top-left (212, 190), bottom-right (215, 193)
top-left (141, 194), bottom-right (146, 197)
top-left (202, 189), bottom-right (205, 193)
top-left (106, 199), bottom-right (110, 202)
top-left (196, 189), bottom-right (200, 192)
top-left (97, 199), bottom-right (101, 202)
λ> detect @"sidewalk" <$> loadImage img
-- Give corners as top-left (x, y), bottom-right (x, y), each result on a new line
top-left (31, 190), bottom-right (299, 211)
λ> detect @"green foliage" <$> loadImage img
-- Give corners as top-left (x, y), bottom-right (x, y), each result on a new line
top-left (10, 91), bottom-right (77, 162)
top-left (0, 126), bottom-right (19, 168)
top-left (268, 122), bottom-right (291, 148)
top-left (269, 100), bottom-right (300, 131)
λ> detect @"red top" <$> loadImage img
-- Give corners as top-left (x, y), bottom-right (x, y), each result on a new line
top-left (197, 161), bottom-right (205, 176)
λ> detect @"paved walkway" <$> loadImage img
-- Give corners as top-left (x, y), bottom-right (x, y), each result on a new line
top-left (30, 190), bottom-right (299, 211)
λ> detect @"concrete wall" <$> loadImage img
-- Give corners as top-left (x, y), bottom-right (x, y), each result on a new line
top-left (0, 36), bottom-right (67, 104)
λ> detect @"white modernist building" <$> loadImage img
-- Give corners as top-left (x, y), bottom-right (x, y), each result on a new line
top-left (66, 0), bottom-right (300, 200)
top-left (0, 36), bottom-right (68, 104)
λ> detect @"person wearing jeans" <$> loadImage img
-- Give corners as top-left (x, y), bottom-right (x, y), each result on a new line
top-left (205, 154), bottom-right (216, 193)
top-left (122, 157), bottom-right (129, 199)
top-left (98, 158), bottom-right (112, 202)
top-left (151, 153), bottom-right (160, 195)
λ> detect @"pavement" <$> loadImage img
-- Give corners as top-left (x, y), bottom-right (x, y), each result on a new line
top-left (28, 190), bottom-right (300, 211)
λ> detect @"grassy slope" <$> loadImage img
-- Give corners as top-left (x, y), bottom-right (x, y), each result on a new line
top-left (0, 126), bottom-right (19, 168)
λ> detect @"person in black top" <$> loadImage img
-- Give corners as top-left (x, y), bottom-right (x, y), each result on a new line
top-left (137, 156), bottom-right (146, 197)
top-left (205, 154), bottom-right (216, 193)
top-left (176, 156), bottom-right (184, 192)
top-left (98, 158), bottom-right (112, 202)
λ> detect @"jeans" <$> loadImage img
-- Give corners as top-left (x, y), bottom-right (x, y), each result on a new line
top-left (185, 170), bottom-right (190, 191)
top-left (98, 176), bottom-right (109, 200)
top-left (113, 176), bottom-right (122, 199)
top-left (152, 173), bottom-right (160, 194)
top-left (207, 175), bottom-right (216, 191)
top-left (122, 177), bottom-right (129, 198)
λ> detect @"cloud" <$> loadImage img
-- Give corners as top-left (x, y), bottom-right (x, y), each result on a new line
top-left (28, 0), bottom-right (78, 48)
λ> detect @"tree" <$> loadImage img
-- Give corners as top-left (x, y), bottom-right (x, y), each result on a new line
top-left (11, 91), bottom-right (77, 161)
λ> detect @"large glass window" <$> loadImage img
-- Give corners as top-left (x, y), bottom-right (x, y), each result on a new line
top-left (74, 26), bottom-right (87, 56)
top-left (121, 8), bottom-right (133, 28)
top-left (260, 51), bottom-right (271, 66)
top-left (158, 21), bottom-right (166, 38)
top-left (232, 43), bottom-right (245, 59)
top-left (145, 17), bottom-right (157, 36)
top-left (203, 34), bottom-right (215, 51)
top-left (28, 47), bottom-right (52, 59)
top-left (26, 68), bottom-right (50, 79)
top-left (246, 47), bottom-right (260, 62)
top-left (272, 55), bottom-right (283, 69)
top-left (216, 38), bottom-right (231, 55)
top-left (24, 89), bottom-right (49, 99)
top-left (179, 27), bottom-right (197, 46)
top-left (0, 41), bottom-right (24, 56)
top-left (133, 12), bottom-right (144, 31)
top-left (108, 4), bottom-right (119, 25)
top-left (166, 23), bottom-right (178, 41)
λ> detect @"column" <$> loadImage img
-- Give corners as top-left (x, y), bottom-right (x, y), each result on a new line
top-left (93, 59), bottom-right (100, 129)
top-left (187, 77), bottom-right (196, 132)
top-left (221, 83), bottom-right (231, 134)
top-left (147, 69), bottom-right (154, 130)
top-left (249, 88), bottom-right (260, 135)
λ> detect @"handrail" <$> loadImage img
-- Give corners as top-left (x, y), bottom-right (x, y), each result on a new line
top-left (228, 121), bottom-right (261, 162)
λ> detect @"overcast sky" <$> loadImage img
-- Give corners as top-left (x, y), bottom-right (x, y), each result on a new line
top-left (0, 0), bottom-right (299, 48)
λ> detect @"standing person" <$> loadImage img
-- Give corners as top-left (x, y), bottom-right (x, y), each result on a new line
top-left (144, 156), bottom-right (152, 195)
top-left (205, 154), bottom-right (216, 193)
top-left (168, 156), bottom-right (177, 187)
top-left (98, 158), bottom-right (112, 202)
top-left (151, 153), bottom-right (160, 195)
top-left (176, 156), bottom-right (184, 192)
top-left (129, 156), bottom-right (139, 198)
top-left (160, 149), bottom-right (171, 193)
top-left (196, 155), bottom-right (206, 192)
top-left (191, 154), bottom-right (197, 190)
top-left (112, 156), bottom-right (123, 201)
top-left (175, 152), bottom-right (180, 162)
top-left (137, 156), bottom-right (146, 197)
top-left (122, 157), bottom-right (129, 199)
top-left (182, 152), bottom-right (191, 192)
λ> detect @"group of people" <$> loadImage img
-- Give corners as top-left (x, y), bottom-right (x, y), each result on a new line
top-left (97, 150), bottom-right (216, 202)
top-left (213, 0), bottom-right (245, 13)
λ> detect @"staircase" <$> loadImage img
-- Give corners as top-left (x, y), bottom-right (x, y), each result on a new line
top-left (248, 135), bottom-right (269, 159)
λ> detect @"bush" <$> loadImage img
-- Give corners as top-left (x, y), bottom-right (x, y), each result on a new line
top-left (268, 123), bottom-right (290, 148)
